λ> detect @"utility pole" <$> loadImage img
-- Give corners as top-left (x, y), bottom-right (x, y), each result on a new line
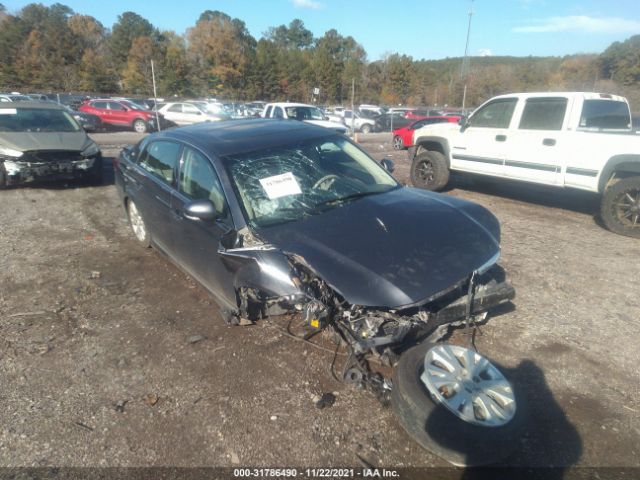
top-left (151, 60), bottom-right (161, 132)
top-left (460, 0), bottom-right (474, 111)
top-left (350, 78), bottom-right (356, 141)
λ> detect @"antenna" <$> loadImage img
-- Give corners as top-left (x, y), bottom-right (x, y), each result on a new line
top-left (460, 0), bottom-right (474, 110)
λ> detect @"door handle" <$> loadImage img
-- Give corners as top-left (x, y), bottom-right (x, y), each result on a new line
top-left (495, 135), bottom-right (507, 142)
top-left (543, 138), bottom-right (556, 146)
top-left (171, 209), bottom-right (184, 221)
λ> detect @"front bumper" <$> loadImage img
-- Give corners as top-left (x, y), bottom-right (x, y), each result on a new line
top-left (2, 153), bottom-right (102, 186)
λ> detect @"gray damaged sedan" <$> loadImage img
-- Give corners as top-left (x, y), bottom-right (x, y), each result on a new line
top-left (0, 102), bottom-right (102, 188)
top-left (114, 119), bottom-right (525, 466)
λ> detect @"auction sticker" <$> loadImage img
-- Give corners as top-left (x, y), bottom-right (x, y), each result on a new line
top-left (259, 172), bottom-right (302, 199)
top-left (0, 109), bottom-right (17, 115)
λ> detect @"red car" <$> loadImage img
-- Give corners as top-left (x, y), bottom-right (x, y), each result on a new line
top-left (392, 116), bottom-right (461, 150)
top-left (79, 99), bottom-right (162, 133)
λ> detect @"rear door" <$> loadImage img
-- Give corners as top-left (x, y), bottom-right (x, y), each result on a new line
top-left (182, 103), bottom-right (205, 124)
top-left (503, 96), bottom-right (568, 185)
top-left (450, 97), bottom-right (517, 177)
top-left (129, 140), bottom-right (182, 252)
top-left (169, 146), bottom-right (236, 307)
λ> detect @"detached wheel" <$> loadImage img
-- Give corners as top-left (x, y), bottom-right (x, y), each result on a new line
top-left (127, 199), bottom-right (151, 247)
top-left (393, 135), bottom-right (404, 150)
top-left (410, 151), bottom-right (449, 191)
top-left (392, 342), bottom-right (526, 466)
top-left (361, 124), bottom-right (372, 134)
top-left (133, 119), bottom-right (148, 133)
top-left (600, 176), bottom-right (640, 238)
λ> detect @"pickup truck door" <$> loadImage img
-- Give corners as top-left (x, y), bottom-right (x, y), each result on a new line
top-left (450, 98), bottom-right (517, 177)
top-left (503, 97), bottom-right (568, 185)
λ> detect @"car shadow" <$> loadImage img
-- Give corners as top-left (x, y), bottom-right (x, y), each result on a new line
top-left (422, 358), bottom-right (583, 479)
top-left (445, 173), bottom-right (600, 217)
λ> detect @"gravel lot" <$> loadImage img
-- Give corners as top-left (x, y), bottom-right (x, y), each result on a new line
top-left (1, 130), bottom-right (639, 471)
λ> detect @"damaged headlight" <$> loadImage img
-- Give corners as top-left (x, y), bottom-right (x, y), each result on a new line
top-left (0, 147), bottom-right (24, 158)
top-left (81, 142), bottom-right (100, 157)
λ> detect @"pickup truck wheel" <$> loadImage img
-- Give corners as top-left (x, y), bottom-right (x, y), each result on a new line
top-left (601, 176), bottom-right (640, 238)
top-left (393, 135), bottom-right (404, 150)
top-left (133, 119), bottom-right (148, 133)
top-left (361, 124), bottom-right (372, 134)
top-left (410, 151), bottom-right (449, 191)
top-left (391, 341), bottom-right (526, 466)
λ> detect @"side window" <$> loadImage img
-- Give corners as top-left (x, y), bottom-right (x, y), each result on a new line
top-left (519, 98), bottom-right (567, 131)
top-left (274, 106), bottom-right (284, 119)
top-left (265, 106), bottom-right (273, 117)
top-left (168, 104), bottom-right (183, 113)
top-left (183, 104), bottom-right (201, 115)
top-left (469, 99), bottom-right (517, 128)
top-left (580, 100), bottom-right (631, 129)
top-left (109, 102), bottom-right (126, 111)
top-left (179, 147), bottom-right (228, 216)
top-left (139, 141), bottom-right (181, 186)
top-left (92, 101), bottom-right (107, 109)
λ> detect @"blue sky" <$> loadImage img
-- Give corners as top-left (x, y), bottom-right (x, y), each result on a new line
top-left (4, 0), bottom-right (640, 60)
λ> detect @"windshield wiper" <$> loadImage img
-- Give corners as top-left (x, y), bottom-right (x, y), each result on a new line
top-left (313, 190), bottom-right (385, 210)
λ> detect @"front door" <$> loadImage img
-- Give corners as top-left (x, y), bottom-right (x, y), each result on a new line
top-left (450, 97), bottom-right (518, 177)
top-left (169, 145), bottom-right (237, 308)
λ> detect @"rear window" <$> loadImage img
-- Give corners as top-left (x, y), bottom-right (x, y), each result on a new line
top-left (0, 108), bottom-right (80, 132)
top-left (519, 97), bottom-right (567, 131)
top-left (580, 100), bottom-right (631, 130)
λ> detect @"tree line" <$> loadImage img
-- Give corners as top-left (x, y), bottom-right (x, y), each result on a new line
top-left (0, 3), bottom-right (639, 108)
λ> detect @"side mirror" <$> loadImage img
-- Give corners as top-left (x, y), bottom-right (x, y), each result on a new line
top-left (459, 117), bottom-right (470, 130)
top-left (183, 199), bottom-right (218, 221)
top-left (381, 158), bottom-right (395, 173)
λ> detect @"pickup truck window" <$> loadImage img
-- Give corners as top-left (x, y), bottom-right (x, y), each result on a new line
top-left (469, 98), bottom-right (517, 128)
top-left (274, 106), bottom-right (284, 119)
top-left (519, 97), bottom-right (567, 131)
top-left (580, 100), bottom-right (630, 130)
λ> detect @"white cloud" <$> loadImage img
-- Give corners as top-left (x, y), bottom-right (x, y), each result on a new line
top-left (514, 15), bottom-right (640, 33)
top-left (477, 48), bottom-right (493, 57)
top-left (292, 0), bottom-right (324, 9)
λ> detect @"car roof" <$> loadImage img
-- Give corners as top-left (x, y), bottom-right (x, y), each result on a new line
top-left (0, 101), bottom-right (65, 110)
top-left (266, 102), bottom-right (316, 108)
top-left (154, 118), bottom-right (336, 157)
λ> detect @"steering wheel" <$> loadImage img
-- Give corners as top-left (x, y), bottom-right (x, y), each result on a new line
top-left (312, 174), bottom-right (340, 191)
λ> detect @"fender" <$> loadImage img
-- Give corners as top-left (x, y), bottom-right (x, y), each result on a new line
top-left (598, 154), bottom-right (640, 193)
top-left (412, 136), bottom-right (451, 165)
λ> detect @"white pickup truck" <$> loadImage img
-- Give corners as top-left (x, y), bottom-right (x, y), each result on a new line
top-left (409, 92), bottom-right (640, 237)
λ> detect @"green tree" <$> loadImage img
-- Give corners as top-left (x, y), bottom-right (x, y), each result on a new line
top-left (108, 11), bottom-right (154, 71)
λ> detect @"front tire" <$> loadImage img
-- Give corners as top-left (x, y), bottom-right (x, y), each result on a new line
top-left (127, 199), bottom-right (151, 247)
top-left (391, 342), bottom-right (526, 466)
top-left (361, 124), bottom-right (372, 134)
top-left (410, 150), bottom-right (450, 191)
top-left (133, 119), bottom-right (148, 133)
top-left (600, 176), bottom-right (640, 238)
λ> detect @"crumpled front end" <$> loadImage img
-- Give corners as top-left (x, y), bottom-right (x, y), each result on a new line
top-left (2, 150), bottom-right (102, 186)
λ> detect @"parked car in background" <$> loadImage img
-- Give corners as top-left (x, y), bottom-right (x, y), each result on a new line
top-left (80, 99), bottom-right (163, 133)
top-left (0, 93), bottom-right (32, 102)
top-left (0, 102), bottom-right (102, 187)
top-left (393, 116), bottom-right (461, 150)
top-left (262, 102), bottom-right (348, 134)
top-left (342, 110), bottom-right (377, 133)
top-left (410, 92), bottom-right (640, 238)
top-left (63, 105), bottom-right (103, 132)
top-left (157, 102), bottom-right (226, 126)
top-left (375, 110), bottom-right (414, 132)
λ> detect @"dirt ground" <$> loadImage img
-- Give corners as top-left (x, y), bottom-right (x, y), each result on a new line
top-left (1, 130), bottom-right (639, 472)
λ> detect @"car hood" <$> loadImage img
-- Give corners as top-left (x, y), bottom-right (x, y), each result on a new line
top-left (0, 131), bottom-right (91, 153)
top-left (257, 187), bottom-right (501, 308)
top-left (304, 119), bottom-right (347, 131)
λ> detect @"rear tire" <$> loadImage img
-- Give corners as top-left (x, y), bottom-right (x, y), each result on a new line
top-left (410, 151), bottom-right (449, 191)
top-left (392, 341), bottom-right (526, 466)
top-left (133, 119), bottom-right (148, 133)
top-left (127, 199), bottom-right (151, 247)
top-left (393, 135), bottom-right (404, 150)
top-left (600, 176), bottom-right (640, 238)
